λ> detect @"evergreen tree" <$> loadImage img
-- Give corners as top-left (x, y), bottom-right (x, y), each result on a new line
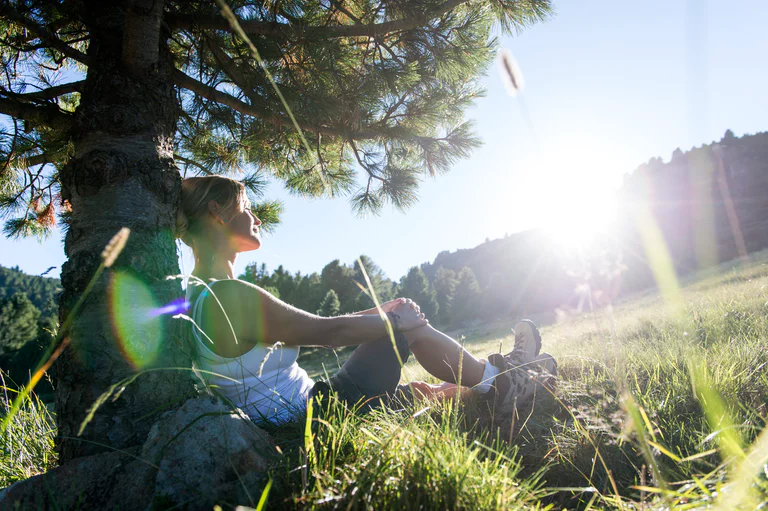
top-left (272, 265), bottom-right (297, 304)
top-left (317, 289), bottom-right (341, 317)
top-left (478, 272), bottom-right (507, 319)
top-left (261, 286), bottom-right (280, 300)
top-left (353, 290), bottom-right (374, 311)
top-left (293, 273), bottom-right (324, 314)
top-left (0, 292), bottom-right (41, 356)
top-left (451, 267), bottom-right (481, 324)
top-left (1, 314), bottom-right (56, 397)
top-left (353, 255), bottom-right (394, 306)
top-left (0, 0), bottom-right (551, 462)
top-left (433, 267), bottom-right (457, 324)
top-left (0, 266), bottom-right (60, 315)
top-left (399, 266), bottom-right (438, 321)
top-left (321, 260), bottom-right (358, 313)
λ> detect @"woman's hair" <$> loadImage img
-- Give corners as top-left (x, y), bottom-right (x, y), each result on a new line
top-left (176, 176), bottom-right (247, 248)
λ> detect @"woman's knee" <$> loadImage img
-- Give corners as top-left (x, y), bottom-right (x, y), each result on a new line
top-left (403, 324), bottom-right (432, 347)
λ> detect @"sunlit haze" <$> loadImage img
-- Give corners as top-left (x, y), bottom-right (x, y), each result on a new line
top-left (2, 0), bottom-right (767, 282)
top-left (506, 140), bottom-right (623, 252)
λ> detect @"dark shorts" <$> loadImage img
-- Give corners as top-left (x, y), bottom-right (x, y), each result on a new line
top-left (309, 331), bottom-right (413, 412)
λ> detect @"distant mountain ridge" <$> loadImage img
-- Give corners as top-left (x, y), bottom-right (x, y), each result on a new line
top-left (418, 130), bottom-right (768, 317)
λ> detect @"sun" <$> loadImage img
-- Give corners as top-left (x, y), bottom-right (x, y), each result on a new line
top-left (540, 185), bottom-right (618, 251)
top-left (513, 144), bottom-right (624, 252)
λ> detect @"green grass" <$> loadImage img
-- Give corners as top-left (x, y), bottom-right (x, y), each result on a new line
top-left (280, 255), bottom-right (768, 509)
top-left (3, 256), bottom-right (768, 509)
top-left (0, 373), bottom-right (57, 488)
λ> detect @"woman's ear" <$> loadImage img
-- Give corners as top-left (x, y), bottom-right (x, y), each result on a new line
top-left (207, 200), bottom-right (225, 224)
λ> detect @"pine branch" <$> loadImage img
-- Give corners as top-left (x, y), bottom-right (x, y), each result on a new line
top-left (0, 4), bottom-right (92, 65)
top-left (172, 68), bottom-right (292, 129)
top-left (23, 153), bottom-right (53, 167)
top-left (166, 0), bottom-right (468, 40)
top-left (14, 81), bottom-right (85, 102)
top-left (0, 96), bottom-right (73, 132)
top-left (351, 141), bottom-right (387, 184)
top-left (174, 153), bottom-right (212, 175)
top-left (172, 69), bottom-right (414, 141)
top-left (204, 36), bottom-right (260, 104)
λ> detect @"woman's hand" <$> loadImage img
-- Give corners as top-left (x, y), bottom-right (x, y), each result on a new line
top-left (378, 298), bottom-right (407, 313)
top-left (409, 381), bottom-right (471, 401)
top-left (357, 298), bottom-right (420, 316)
top-left (391, 300), bottom-right (427, 331)
top-left (389, 298), bottom-right (422, 314)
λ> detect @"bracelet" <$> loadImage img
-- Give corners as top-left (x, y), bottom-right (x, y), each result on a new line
top-left (386, 311), bottom-right (400, 331)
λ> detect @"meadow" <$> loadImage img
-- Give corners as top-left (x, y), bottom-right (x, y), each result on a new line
top-left (3, 253), bottom-right (768, 509)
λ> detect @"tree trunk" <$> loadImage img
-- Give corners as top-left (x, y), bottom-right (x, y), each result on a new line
top-left (56, 0), bottom-right (195, 462)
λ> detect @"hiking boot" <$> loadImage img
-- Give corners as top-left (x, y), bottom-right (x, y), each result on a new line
top-left (509, 319), bottom-right (542, 364)
top-left (485, 353), bottom-right (537, 414)
top-left (532, 352), bottom-right (558, 390)
top-left (533, 352), bottom-right (557, 376)
top-left (484, 321), bottom-right (550, 414)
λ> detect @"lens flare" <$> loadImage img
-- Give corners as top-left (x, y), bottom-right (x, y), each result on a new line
top-left (108, 271), bottom-right (163, 369)
top-left (150, 297), bottom-right (190, 318)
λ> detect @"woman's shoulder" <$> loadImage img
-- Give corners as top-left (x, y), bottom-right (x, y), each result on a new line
top-left (192, 278), bottom-right (259, 356)
top-left (190, 277), bottom-right (254, 299)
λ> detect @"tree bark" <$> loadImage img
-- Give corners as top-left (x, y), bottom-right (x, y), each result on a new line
top-left (55, 0), bottom-right (195, 462)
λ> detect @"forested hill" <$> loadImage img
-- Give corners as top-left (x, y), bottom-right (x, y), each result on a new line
top-left (0, 265), bottom-right (59, 394)
top-left (0, 265), bottom-right (61, 316)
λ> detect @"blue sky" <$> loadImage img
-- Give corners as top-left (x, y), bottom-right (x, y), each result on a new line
top-left (2, 0), bottom-right (767, 282)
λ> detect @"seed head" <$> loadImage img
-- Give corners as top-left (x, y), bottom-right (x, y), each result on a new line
top-left (102, 227), bottom-right (130, 268)
top-left (498, 49), bottom-right (525, 96)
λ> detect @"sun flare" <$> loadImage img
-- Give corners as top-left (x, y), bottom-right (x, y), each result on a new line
top-left (539, 182), bottom-right (619, 251)
top-left (511, 144), bottom-right (625, 251)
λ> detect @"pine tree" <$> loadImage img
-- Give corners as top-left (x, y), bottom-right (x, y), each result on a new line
top-left (433, 267), bottom-right (458, 324)
top-left (0, 292), bottom-right (41, 356)
top-left (294, 273), bottom-right (324, 313)
top-left (317, 289), bottom-right (341, 317)
top-left (399, 266), bottom-right (438, 320)
top-left (272, 265), bottom-right (296, 303)
top-left (321, 259), bottom-right (358, 312)
top-left (451, 266), bottom-right (481, 324)
top-left (478, 272), bottom-right (508, 319)
top-left (0, 0), bottom-right (551, 462)
top-left (353, 255), bottom-right (394, 306)
top-left (353, 289), bottom-right (374, 311)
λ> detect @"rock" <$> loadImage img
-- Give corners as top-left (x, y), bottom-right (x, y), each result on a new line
top-left (0, 397), bottom-right (277, 511)
top-left (143, 396), bottom-right (277, 510)
top-left (0, 448), bottom-right (156, 510)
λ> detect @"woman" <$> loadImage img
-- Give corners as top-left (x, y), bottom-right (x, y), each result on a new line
top-left (176, 175), bottom-right (556, 424)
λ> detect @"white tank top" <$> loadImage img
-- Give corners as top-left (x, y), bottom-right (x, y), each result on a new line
top-left (187, 280), bottom-right (315, 423)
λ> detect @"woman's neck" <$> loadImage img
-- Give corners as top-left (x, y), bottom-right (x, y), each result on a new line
top-left (192, 250), bottom-right (238, 282)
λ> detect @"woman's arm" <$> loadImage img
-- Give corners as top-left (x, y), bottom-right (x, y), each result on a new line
top-left (200, 280), bottom-right (426, 350)
top-left (350, 298), bottom-right (413, 316)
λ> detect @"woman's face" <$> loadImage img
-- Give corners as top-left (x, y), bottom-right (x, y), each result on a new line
top-left (222, 198), bottom-right (262, 253)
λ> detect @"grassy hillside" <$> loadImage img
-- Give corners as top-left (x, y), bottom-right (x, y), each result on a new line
top-left (3, 254), bottom-right (768, 509)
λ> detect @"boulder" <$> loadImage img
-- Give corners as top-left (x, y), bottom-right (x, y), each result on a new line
top-left (0, 448), bottom-right (155, 510)
top-left (143, 396), bottom-right (277, 509)
top-left (0, 396), bottom-right (277, 510)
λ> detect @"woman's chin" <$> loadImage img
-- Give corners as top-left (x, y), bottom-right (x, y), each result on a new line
top-left (235, 237), bottom-right (261, 252)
